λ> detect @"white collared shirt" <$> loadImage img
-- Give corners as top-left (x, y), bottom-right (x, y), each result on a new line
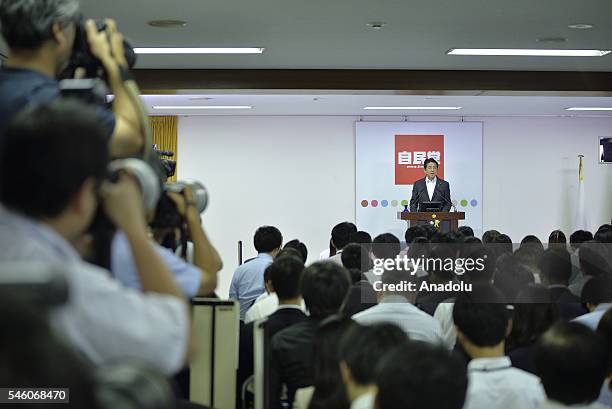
top-left (351, 392), bottom-right (375, 409)
top-left (464, 356), bottom-right (545, 409)
top-left (426, 177), bottom-right (437, 201)
top-left (244, 292), bottom-right (306, 323)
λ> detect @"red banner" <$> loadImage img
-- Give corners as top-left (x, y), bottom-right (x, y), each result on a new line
top-left (395, 135), bottom-right (444, 185)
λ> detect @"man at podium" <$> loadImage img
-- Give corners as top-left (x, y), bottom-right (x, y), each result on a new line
top-left (409, 158), bottom-right (452, 212)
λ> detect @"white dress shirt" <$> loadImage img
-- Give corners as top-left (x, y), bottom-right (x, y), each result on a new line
top-left (426, 177), bottom-right (437, 201)
top-left (0, 205), bottom-right (188, 375)
top-left (433, 301), bottom-right (457, 349)
top-left (244, 292), bottom-right (307, 323)
top-left (352, 295), bottom-right (445, 345)
top-left (464, 357), bottom-right (545, 409)
top-left (351, 392), bottom-right (375, 409)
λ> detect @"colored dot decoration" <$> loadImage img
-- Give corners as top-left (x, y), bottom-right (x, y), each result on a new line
top-left (391, 200), bottom-right (398, 207)
top-left (401, 200), bottom-right (409, 206)
top-left (371, 200), bottom-right (379, 207)
top-left (460, 200), bottom-right (468, 207)
top-left (361, 200), bottom-right (369, 207)
top-left (470, 199), bottom-right (478, 207)
top-left (359, 199), bottom-right (479, 209)
top-left (381, 200), bottom-right (389, 207)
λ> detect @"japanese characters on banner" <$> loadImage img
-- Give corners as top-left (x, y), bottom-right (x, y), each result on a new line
top-left (356, 122), bottom-right (483, 240)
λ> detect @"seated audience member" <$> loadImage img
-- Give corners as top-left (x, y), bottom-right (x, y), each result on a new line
top-left (596, 309), bottom-right (612, 407)
top-left (569, 242), bottom-right (612, 297)
top-left (548, 230), bottom-right (568, 248)
top-left (404, 225), bottom-right (428, 249)
top-left (353, 266), bottom-right (444, 344)
top-left (507, 286), bottom-right (560, 374)
top-left (574, 275), bottom-right (612, 330)
top-left (417, 245), bottom-right (460, 316)
top-left (244, 247), bottom-right (306, 323)
top-left (339, 323), bottom-right (408, 409)
top-left (375, 341), bottom-right (468, 409)
top-left (493, 253), bottom-right (535, 303)
top-left (230, 225), bottom-right (282, 321)
top-left (534, 322), bottom-right (608, 409)
top-left (492, 233), bottom-right (514, 255)
top-left (341, 243), bottom-right (377, 316)
top-left (458, 225), bottom-right (475, 238)
top-left (349, 230), bottom-right (373, 253)
top-left (539, 248), bottom-right (587, 320)
top-left (520, 235), bottom-right (546, 254)
top-left (293, 316), bottom-right (355, 409)
top-left (514, 244), bottom-right (544, 283)
top-left (482, 229), bottom-right (501, 244)
top-left (569, 230), bottom-right (594, 284)
top-left (283, 239), bottom-right (308, 263)
top-left (268, 262), bottom-right (350, 409)
top-left (364, 233), bottom-right (402, 284)
top-left (112, 185), bottom-right (222, 298)
top-left (454, 284), bottom-right (546, 409)
top-left (328, 222), bottom-right (359, 264)
top-left (0, 101), bottom-right (190, 375)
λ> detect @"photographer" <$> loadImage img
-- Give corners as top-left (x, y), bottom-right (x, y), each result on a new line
top-left (111, 185), bottom-right (223, 298)
top-left (0, 99), bottom-right (190, 376)
top-left (0, 0), bottom-right (143, 157)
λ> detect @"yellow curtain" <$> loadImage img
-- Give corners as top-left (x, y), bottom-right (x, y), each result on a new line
top-left (150, 116), bottom-right (178, 182)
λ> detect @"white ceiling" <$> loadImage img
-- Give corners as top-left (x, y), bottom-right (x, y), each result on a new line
top-left (143, 94), bottom-right (612, 116)
top-left (70, 0), bottom-right (612, 71)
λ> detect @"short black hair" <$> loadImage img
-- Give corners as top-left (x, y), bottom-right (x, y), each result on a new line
top-left (331, 222), bottom-right (357, 251)
top-left (268, 256), bottom-right (305, 301)
top-left (405, 225), bottom-right (428, 244)
top-left (535, 322), bottom-right (607, 405)
top-left (453, 284), bottom-right (508, 347)
top-left (539, 248), bottom-right (572, 285)
top-left (349, 230), bottom-right (372, 245)
top-left (581, 275), bottom-right (612, 305)
top-left (482, 230), bottom-right (500, 244)
top-left (339, 323), bottom-right (408, 385)
top-left (464, 246), bottom-right (495, 283)
top-left (0, 99), bottom-right (109, 219)
top-left (493, 254), bottom-right (535, 302)
top-left (341, 243), bottom-right (372, 273)
top-left (300, 262), bottom-right (350, 319)
top-left (253, 226), bottom-right (282, 253)
top-left (458, 226), bottom-right (475, 238)
top-left (570, 230), bottom-right (594, 246)
top-left (506, 286), bottom-right (559, 351)
top-left (579, 242), bottom-right (612, 277)
top-left (372, 233), bottom-right (401, 259)
top-left (595, 228), bottom-right (612, 244)
top-left (276, 247), bottom-right (302, 261)
top-left (548, 229), bottom-right (567, 244)
top-left (596, 308), bottom-right (612, 375)
top-left (426, 245), bottom-right (457, 281)
top-left (375, 342), bottom-right (467, 409)
top-left (283, 239), bottom-right (308, 263)
top-left (423, 158), bottom-right (439, 169)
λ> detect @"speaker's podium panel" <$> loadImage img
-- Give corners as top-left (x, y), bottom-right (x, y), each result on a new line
top-left (190, 298), bottom-right (239, 409)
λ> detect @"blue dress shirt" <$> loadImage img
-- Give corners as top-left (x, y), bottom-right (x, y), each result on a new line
top-left (229, 253), bottom-right (273, 320)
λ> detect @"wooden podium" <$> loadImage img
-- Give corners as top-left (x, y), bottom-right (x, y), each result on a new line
top-left (397, 211), bottom-right (466, 232)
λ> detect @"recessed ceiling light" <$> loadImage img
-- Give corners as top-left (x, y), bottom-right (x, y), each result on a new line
top-left (188, 96), bottom-right (214, 101)
top-left (134, 47), bottom-right (264, 54)
top-left (566, 107), bottom-right (612, 111)
top-left (366, 22), bottom-right (386, 29)
top-left (568, 24), bottom-right (593, 30)
top-left (447, 48), bottom-right (610, 57)
top-left (147, 20), bottom-right (187, 28)
top-left (536, 37), bottom-right (567, 43)
top-left (153, 106), bottom-right (252, 110)
top-left (363, 106), bottom-right (462, 110)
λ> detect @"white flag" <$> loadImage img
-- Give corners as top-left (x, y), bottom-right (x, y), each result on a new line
top-left (573, 155), bottom-right (588, 231)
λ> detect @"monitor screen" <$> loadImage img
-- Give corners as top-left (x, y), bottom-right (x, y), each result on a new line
top-left (600, 137), bottom-right (612, 164)
top-left (419, 201), bottom-right (443, 212)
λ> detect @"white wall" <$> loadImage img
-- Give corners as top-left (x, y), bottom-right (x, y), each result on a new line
top-left (178, 115), bottom-right (612, 298)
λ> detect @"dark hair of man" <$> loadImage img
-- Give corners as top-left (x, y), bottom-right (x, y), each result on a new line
top-left (570, 230), bottom-right (594, 246)
top-left (308, 315), bottom-right (354, 409)
top-left (534, 322), bottom-right (608, 405)
top-left (482, 230), bottom-right (500, 244)
top-left (493, 254), bottom-right (535, 303)
top-left (283, 239), bottom-right (308, 263)
top-left (539, 248), bottom-right (572, 285)
top-left (521, 235), bottom-right (543, 248)
top-left (581, 275), bottom-right (612, 305)
top-left (372, 233), bottom-right (401, 260)
top-left (595, 228), bottom-right (612, 244)
top-left (453, 284), bottom-right (508, 347)
top-left (375, 342), bottom-right (467, 409)
top-left (300, 262), bottom-right (350, 319)
top-left (253, 225), bottom-right (282, 253)
top-left (341, 243), bottom-right (372, 275)
top-left (492, 233), bottom-right (513, 254)
top-left (0, 0), bottom-right (80, 49)
top-left (548, 229), bottom-right (567, 244)
top-left (268, 256), bottom-right (304, 301)
top-left (464, 246), bottom-right (495, 283)
top-left (381, 267), bottom-right (417, 299)
top-left (506, 286), bottom-right (559, 351)
top-left (339, 323), bottom-right (408, 386)
top-left (276, 247), bottom-right (302, 261)
top-left (405, 225), bottom-right (428, 244)
top-left (426, 245), bottom-right (456, 281)
top-left (0, 100), bottom-right (108, 219)
top-left (349, 230), bottom-right (372, 245)
top-left (596, 308), bottom-right (612, 376)
top-left (423, 158), bottom-right (439, 169)
top-left (579, 242), bottom-right (612, 277)
top-left (331, 222), bottom-right (357, 251)
top-left (458, 226), bottom-right (475, 238)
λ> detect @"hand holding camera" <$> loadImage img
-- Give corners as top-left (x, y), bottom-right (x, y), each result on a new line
top-left (100, 173), bottom-right (147, 233)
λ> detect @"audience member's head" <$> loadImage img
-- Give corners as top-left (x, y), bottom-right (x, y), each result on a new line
top-left (548, 229), bottom-right (567, 246)
top-left (268, 256), bottom-right (305, 302)
top-left (276, 247), bottom-right (302, 260)
top-left (596, 308), bottom-right (612, 378)
top-left (535, 322), bottom-right (607, 405)
top-left (338, 323), bottom-right (408, 403)
top-left (595, 227), bottom-right (612, 243)
top-left (426, 245), bottom-right (457, 282)
top-left (375, 342), bottom-right (468, 409)
top-left (581, 275), bottom-right (612, 310)
top-left (493, 254), bottom-right (535, 302)
top-left (300, 262), bottom-right (350, 319)
top-left (349, 230), bottom-right (372, 245)
top-left (570, 230), bottom-right (594, 250)
top-left (458, 226), bottom-right (475, 238)
top-left (283, 239), bottom-right (308, 263)
top-left (331, 222), bottom-right (358, 251)
top-left (520, 235), bottom-right (545, 253)
top-left (262, 264), bottom-right (275, 293)
top-left (482, 229), bottom-right (501, 244)
top-left (372, 233), bottom-right (401, 260)
top-left (453, 284), bottom-right (509, 357)
top-left (254, 225), bottom-right (283, 255)
top-left (405, 225), bottom-right (428, 244)
top-left (381, 267), bottom-right (418, 302)
top-left (0, 100), bottom-right (108, 238)
top-left (506, 286), bottom-right (559, 351)
top-left (463, 246), bottom-right (495, 283)
top-left (579, 242), bottom-right (612, 277)
top-left (539, 248), bottom-right (572, 286)
top-left (341, 243), bottom-right (372, 278)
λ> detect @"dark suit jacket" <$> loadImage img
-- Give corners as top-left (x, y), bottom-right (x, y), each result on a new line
top-left (409, 177), bottom-right (452, 212)
top-left (548, 286), bottom-right (588, 320)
